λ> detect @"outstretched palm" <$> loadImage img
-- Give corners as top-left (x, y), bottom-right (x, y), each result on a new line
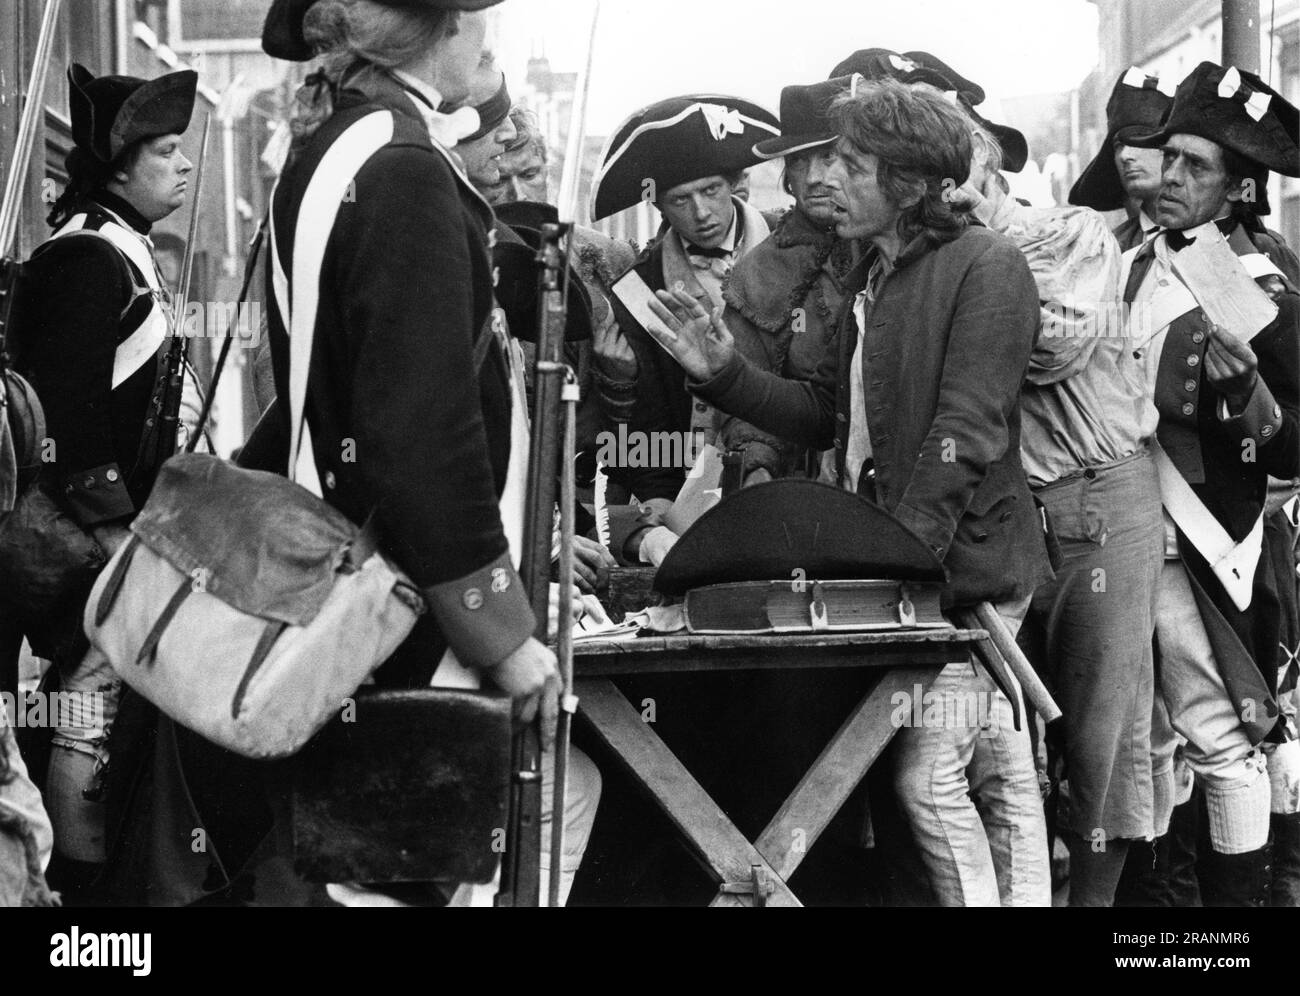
top-left (647, 286), bottom-right (736, 381)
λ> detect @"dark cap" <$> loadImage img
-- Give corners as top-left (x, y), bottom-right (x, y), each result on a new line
top-left (590, 94), bottom-right (779, 220)
top-left (262, 0), bottom-right (505, 62)
top-left (655, 478), bottom-right (946, 595)
top-left (830, 48), bottom-right (978, 101)
top-left (1127, 61), bottom-right (1299, 178)
top-left (1068, 68), bottom-right (1175, 211)
top-left (753, 75), bottom-right (858, 160)
top-left (68, 63), bottom-right (197, 163)
top-left (491, 220), bottom-right (594, 343)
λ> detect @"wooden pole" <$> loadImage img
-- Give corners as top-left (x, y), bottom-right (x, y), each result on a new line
top-left (1222, 0), bottom-right (1261, 73)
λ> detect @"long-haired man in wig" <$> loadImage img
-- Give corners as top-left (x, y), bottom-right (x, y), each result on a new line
top-left (647, 79), bottom-right (1054, 906)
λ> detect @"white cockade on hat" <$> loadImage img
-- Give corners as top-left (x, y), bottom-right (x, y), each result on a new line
top-left (1218, 66), bottom-right (1272, 122)
top-left (700, 103), bottom-right (744, 140)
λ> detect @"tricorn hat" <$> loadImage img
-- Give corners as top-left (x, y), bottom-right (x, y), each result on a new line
top-left (262, 0), bottom-right (505, 61)
top-left (963, 101), bottom-right (1029, 173)
top-left (754, 74), bottom-right (860, 160)
top-left (1068, 68), bottom-right (1174, 211)
top-left (899, 51), bottom-right (986, 106)
top-left (590, 94), bottom-right (779, 221)
top-left (492, 221), bottom-right (594, 342)
top-left (655, 478), bottom-right (946, 595)
top-left (829, 48), bottom-right (969, 98)
top-left (826, 49), bottom-right (1027, 171)
top-left (68, 64), bottom-right (196, 163)
top-left (1127, 61), bottom-right (1299, 179)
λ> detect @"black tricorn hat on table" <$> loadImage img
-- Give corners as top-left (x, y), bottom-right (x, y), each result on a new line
top-left (1068, 68), bottom-right (1174, 211)
top-left (589, 94), bottom-right (780, 221)
top-left (262, 0), bottom-right (505, 61)
top-left (654, 478), bottom-right (947, 595)
top-left (1126, 61), bottom-right (1299, 216)
top-left (68, 64), bottom-right (197, 163)
top-left (492, 220), bottom-right (594, 342)
top-left (754, 74), bottom-right (860, 160)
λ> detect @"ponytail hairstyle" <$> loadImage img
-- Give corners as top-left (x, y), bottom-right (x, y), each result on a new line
top-left (290, 0), bottom-right (460, 151)
top-left (46, 142), bottom-right (142, 229)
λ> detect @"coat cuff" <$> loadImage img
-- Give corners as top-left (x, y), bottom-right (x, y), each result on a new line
top-left (60, 463), bottom-right (135, 526)
top-left (1217, 376), bottom-right (1284, 448)
top-left (422, 552), bottom-right (535, 671)
top-left (608, 498), bottom-right (672, 565)
top-left (689, 353), bottom-right (746, 405)
top-left (739, 440), bottom-right (783, 478)
top-left (892, 500), bottom-right (954, 562)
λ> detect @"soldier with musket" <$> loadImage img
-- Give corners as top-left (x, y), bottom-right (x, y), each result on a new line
top-left (249, 0), bottom-right (603, 906)
top-left (1, 63), bottom-right (197, 897)
top-left (1120, 61), bottom-right (1300, 906)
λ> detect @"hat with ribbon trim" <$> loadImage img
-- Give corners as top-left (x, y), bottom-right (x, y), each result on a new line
top-left (590, 94), bottom-right (780, 220)
top-left (1127, 61), bottom-right (1299, 178)
top-left (826, 49), bottom-right (1026, 171)
top-left (829, 48), bottom-right (968, 98)
top-left (1069, 67), bottom-right (1175, 210)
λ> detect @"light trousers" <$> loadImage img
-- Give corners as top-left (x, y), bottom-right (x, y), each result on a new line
top-left (893, 599), bottom-right (1051, 906)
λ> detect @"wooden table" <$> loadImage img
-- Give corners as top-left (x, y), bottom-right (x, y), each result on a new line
top-left (573, 628), bottom-right (985, 907)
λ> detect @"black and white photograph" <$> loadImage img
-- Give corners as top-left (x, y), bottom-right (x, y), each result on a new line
top-left (0, 0), bottom-right (1298, 969)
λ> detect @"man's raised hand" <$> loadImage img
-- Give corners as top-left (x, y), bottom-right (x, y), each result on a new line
top-left (647, 285), bottom-right (736, 381)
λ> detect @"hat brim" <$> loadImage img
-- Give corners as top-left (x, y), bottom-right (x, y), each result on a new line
top-left (591, 97), bottom-right (780, 220)
top-left (1067, 133), bottom-right (1126, 211)
top-left (493, 224), bottom-right (594, 342)
top-left (969, 110), bottom-right (1027, 173)
top-left (752, 133), bottom-right (836, 160)
top-left (654, 478), bottom-right (947, 595)
top-left (108, 71), bottom-right (197, 161)
top-left (262, 0), bottom-right (507, 61)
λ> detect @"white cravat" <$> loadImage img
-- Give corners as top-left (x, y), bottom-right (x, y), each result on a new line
top-left (391, 70), bottom-right (480, 149)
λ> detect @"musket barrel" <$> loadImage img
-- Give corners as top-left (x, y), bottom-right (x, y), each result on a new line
top-left (0, 0), bottom-right (64, 258)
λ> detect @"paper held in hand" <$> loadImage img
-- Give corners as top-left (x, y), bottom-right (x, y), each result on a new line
top-left (663, 442), bottom-right (725, 535)
top-left (1170, 221), bottom-right (1278, 341)
top-left (611, 268), bottom-right (678, 354)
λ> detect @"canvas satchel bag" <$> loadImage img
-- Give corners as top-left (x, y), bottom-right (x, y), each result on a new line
top-left (83, 110), bottom-right (430, 759)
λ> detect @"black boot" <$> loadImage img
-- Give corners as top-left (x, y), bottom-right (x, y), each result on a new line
top-left (1270, 812), bottom-right (1300, 907)
top-left (1115, 836), bottom-right (1173, 907)
top-left (1199, 844), bottom-right (1272, 907)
